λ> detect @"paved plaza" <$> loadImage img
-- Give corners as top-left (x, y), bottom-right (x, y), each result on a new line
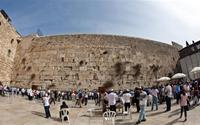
top-left (0, 96), bottom-right (200, 125)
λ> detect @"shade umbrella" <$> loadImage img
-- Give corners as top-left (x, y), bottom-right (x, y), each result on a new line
top-left (190, 67), bottom-right (200, 73)
top-left (157, 77), bottom-right (171, 82)
top-left (171, 73), bottom-right (186, 79)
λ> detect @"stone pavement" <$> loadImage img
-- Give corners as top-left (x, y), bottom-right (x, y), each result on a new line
top-left (0, 95), bottom-right (200, 125)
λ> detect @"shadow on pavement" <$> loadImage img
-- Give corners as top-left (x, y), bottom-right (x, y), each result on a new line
top-left (51, 117), bottom-right (61, 122)
top-left (116, 121), bottom-right (135, 125)
top-left (170, 108), bottom-right (180, 113)
top-left (32, 111), bottom-right (45, 117)
top-left (165, 118), bottom-right (183, 125)
top-left (168, 109), bottom-right (180, 118)
top-left (31, 111), bottom-right (61, 122)
top-left (146, 111), bottom-right (165, 117)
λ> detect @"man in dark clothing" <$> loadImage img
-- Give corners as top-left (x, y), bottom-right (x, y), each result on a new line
top-left (135, 88), bottom-right (140, 112)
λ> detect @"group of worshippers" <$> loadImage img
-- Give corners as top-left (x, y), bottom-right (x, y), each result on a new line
top-left (1, 79), bottom-right (199, 124)
top-left (105, 88), bottom-right (147, 124)
top-left (104, 80), bottom-right (200, 124)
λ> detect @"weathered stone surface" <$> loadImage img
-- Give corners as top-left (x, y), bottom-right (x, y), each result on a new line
top-left (0, 11), bottom-right (20, 84)
top-left (11, 34), bottom-right (179, 90)
top-left (0, 10), bottom-right (180, 90)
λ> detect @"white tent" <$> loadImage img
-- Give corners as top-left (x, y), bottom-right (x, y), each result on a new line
top-left (157, 77), bottom-right (171, 82)
top-left (191, 67), bottom-right (200, 73)
top-left (190, 67), bottom-right (200, 80)
top-left (171, 73), bottom-right (186, 79)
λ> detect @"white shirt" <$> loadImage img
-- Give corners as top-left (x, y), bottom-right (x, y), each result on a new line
top-left (43, 96), bottom-right (50, 106)
top-left (36, 90), bottom-right (40, 95)
top-left (27, 89), bottom-right (32, 95)
top-left (106, 92), bottom-right (118, 106)
top-left (30, 92), bottom-right (33, 96)
top-left (122, 93), bottom-right (132, 103)
top-left (151, 89), bottom-right (159, 97)
top-left (140, 91), bottom-right (147, 106)
top-left (21, 88), bottom-right (25, 93)
top-left (85, 94), bottom-right (88, 98)
top-left (183, 84), bottom-right (190, 96)
top-left (165, 85), bottom-right (173, 97)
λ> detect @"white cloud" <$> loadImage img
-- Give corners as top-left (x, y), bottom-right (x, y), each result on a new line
top-left (160, 0), bottom-right (200, 28)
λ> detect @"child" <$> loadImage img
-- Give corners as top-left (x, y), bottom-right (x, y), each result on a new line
top-left (179, 91), bottom-right (188, 121)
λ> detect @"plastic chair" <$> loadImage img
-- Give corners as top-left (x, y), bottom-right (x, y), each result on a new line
top-left (103, 111), bottom-right (116, 125)
top-left (60, 108), bottom-right (70, 123)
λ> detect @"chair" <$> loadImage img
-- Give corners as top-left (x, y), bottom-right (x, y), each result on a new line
top-left (60, 108), bottom-right (70, 123)
top-left (103, 111), bottom-right (116, 125)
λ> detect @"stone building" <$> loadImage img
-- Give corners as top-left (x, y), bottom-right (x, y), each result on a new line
top-left (0, 10), bottom-right (180, 90)
top-left (179, 41), bottom-right (200, 80)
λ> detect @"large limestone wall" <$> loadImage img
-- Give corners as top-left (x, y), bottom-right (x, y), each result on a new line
top-left (12, 34), bottom-right (179, 90)
top-left (0, 11), bottom-right (20, 84)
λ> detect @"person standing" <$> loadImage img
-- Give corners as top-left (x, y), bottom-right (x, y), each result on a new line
top-left (84, 92), bottom-right (88, 105)
top-left (136, 87), bottom-right (147, 124)
top-left (183, 83), bottom-right (191, 107)
top-left (134, 88), bottom-right (140, 113)
top-left (75, 91), bottom-right (82, 108)
top-left (43, 93), bottom-right (51, 118)
top-left (150, 86), bottom-right (159, 111)
top-left (50, 91), bottom-right (56, 105)
top-left (165, 84), bottom-right (172, 112)
top-left (175, 83), bottom-right (181, 104)
top-left (193, 82), bottom-right (199, 106)
top-left (106, 89), bottom-right (118, 112)
top-left (122, 89), bottom-right (132, 112)
top-left (94, 91), bottom-right (99, 105)
top-left (179, 91), bottom-right (188, 121)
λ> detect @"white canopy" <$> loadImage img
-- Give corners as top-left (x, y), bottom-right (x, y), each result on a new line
top-left (157, 77), bottom-right (171, 82)
top-left (171, 73), bottom-right (186, 79)
top-left (190, 67), bottom-right (200, 73)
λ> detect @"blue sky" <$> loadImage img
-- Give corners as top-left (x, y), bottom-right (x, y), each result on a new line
top-left (1, 0), bottom-right (200, 46)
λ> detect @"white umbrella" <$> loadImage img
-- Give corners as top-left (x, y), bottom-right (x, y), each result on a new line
top-left (157, 77), bottom-right (171, 82)
top-left (190, 67), bottom-right (200, 73)
top-left (171, 73), bottom-right (186, 79)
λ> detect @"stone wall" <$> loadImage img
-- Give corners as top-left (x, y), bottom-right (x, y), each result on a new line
top-left (0, 10), bottom-right (20, 85)
top-left (12, 34), bottom-right (179, 90)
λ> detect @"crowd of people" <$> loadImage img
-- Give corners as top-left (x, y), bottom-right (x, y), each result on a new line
top-left (0, 79), bottom-right (200, 124)
top-left (104, 80), bottom-right (200, 124)
top-left (0, 86), bottom-right (101, 121)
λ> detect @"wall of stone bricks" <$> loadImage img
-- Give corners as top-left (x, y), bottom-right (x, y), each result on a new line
top-left (12, 34), bottom-right (179, 90)
top-left (0, 12), bottom-right (20, 85)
